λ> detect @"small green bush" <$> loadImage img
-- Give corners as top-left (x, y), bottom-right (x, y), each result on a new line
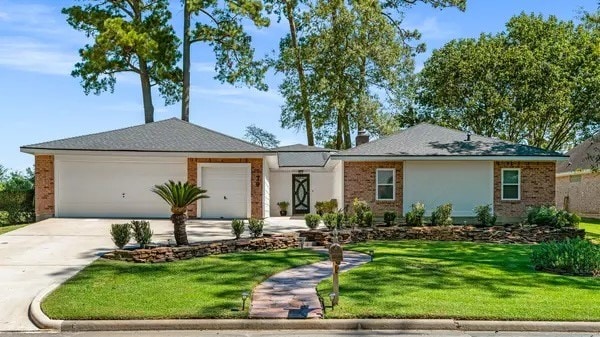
top-left (363, 211), bottom-right (374, 227)
top-left (383, 211), bottom-right (397, 226)
top-left (304, 214), bottom-right (321, 229)
top-left (352, 198), bottom-right (370, 225)
top-left (130, 220), bottom-right (153, 247)
top-left (248, 218), bottom-right (264, 238)
top-left (431, 203), bottom-right (453, 226)
top-left (531, 238), bottom-right (600, 276)
top-left (335, 212), bottom-right (344, 229)
top-left (315, 200), bottom-right (338, 216)
top-left (322, 213), bottom-right (337, 231)
top-left (231, 219), bottom-right (245, 239)
top-left (405, 202), bottom-right (425, 226)
top-left (110, 223), bottom-right (131, 249)
top-left (527, 206), bottom-right (580, 228)
top-left (474, 205), bottom-right (497, 227)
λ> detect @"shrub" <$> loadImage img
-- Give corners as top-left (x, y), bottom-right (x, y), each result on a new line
top-left (474, 205), bottom-right (497, 227)
top-left (231, 219), bottom-right (245, 239)
top-left (304, 214), bottom-right (321, 229)
top-left (0, 190), bottom-right (34, 225)
top-left (352, 198), bottom-right (370, 225)
top-left (431, 203), bottom-right (453, 226)
top-left (110, 223), bottom-right (131, 249)
top-left (527, 206), bottom-right (580, 228)
top-left (363, 211), bottom-right (374, 227)
top-left (383, 211), bottom-right (397, 226)
top-left (322, 213), bottom-right (337, 231)
top-left (347, 215), bottom-right (358, 228)
top-left (248, 218), bottom-right (264, 238)
top-left (130, 220), bottom-right (153, 247)
top-left (405, 202), bottom-right (425, 226)
top-left (531, 238), bottom-right (600, 276)
top-left (315, 199), bottom-right (338, 216)
top-left (335, 212), bottom-right (344, 229)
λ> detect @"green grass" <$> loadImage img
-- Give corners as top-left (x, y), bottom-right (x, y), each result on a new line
top-left (42, 249), bottom-right (325, 320)
top-left (581, 218), bottom-right (600, 243)
top-left (0, 224), bottom-right (27, 235)
top-left (318, 241), bottom-right (600, 321)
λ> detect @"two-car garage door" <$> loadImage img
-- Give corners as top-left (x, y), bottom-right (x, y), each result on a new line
top-left (55, 156), bottom-right (249, 219)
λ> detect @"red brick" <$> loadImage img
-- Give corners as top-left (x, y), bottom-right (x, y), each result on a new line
top-left (34, 155), bottom-right (54, 221)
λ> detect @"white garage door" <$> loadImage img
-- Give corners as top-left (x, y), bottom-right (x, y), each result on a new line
top-left (403, 161), bottom-right (493, 217)
top-left (199, 165), bottom-right (249, 219)
top-left (55, 156), bottom-right (187, 218)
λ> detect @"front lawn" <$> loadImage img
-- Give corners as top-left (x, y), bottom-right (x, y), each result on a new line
top-left (0, 224), bottom-right (27, 235)
top-left (318, 241), bottom-right (600, 321)
top-left (43, 249), bottom-right (324, 319)
top-left (581, 218), bottom-right (600, 243)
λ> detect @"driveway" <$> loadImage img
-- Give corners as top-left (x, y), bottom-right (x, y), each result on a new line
top-left (0, 217), bottom-right (307, 331)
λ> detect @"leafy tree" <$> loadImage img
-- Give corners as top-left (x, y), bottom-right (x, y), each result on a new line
top-left (63, 0), bottom-right (182, 123)
top-left (181, 0), bottom-right (270, 121)
top-left (3, 169), bottom-right (34, 192)
top-left (244, 124), bottom-right (280, 148)
top-left (152, 180), bottom-right (208, 246)
top-left (418, 13), bottom-right (600, 151)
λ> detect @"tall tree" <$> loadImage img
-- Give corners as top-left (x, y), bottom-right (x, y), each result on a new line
top-left (418, 13), bottom-right (600, 151)
top-left (244, 124), bottom-right (280, 148)
top-left (63, 0), bottom-right (182, 123)
top-left (180, 0), bottom-right (270, 121)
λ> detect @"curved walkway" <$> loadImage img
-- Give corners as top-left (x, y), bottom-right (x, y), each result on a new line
top-left (249, 248), bottom-right (370, 319)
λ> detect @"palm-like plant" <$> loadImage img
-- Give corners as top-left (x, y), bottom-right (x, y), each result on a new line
top-left (152, 180), bottom-right (208, 246)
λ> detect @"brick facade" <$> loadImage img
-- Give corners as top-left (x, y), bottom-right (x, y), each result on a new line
top-left (343, 161), bottom-right (403, 217)
top-left (556, 172), bottom-right (600, 217)
top-left (493, 161), bottom-right (556, 219)
top-left (34, 155), bottom-right (54, 221)
top-left (187, 158), bottom-right (263, 219)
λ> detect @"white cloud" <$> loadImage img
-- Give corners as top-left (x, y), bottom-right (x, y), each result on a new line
top-left (192, 62), bottom-right (216, 73)
top-left (190, 85), bottom-right (283, 112)
top-left (0, 38), bottom-right (77, 75)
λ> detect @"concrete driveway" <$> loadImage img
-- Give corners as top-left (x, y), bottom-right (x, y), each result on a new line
top-left (0, 217), bottom-right (307, 331)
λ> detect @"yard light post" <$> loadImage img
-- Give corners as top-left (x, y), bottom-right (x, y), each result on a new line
top-left (329, 292), bottom-right (337, 309)
top-left (300, 237), bottom-right (306, 249)
top-left (368, 250), bottom-right (374, 262)
top-left (241, 291), bottom-right (249, 310)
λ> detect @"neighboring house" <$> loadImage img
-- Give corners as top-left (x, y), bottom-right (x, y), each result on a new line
top-left (556, 134), bottom-right (600, 218)
top-left (21, 118), bottom-right (565, 223)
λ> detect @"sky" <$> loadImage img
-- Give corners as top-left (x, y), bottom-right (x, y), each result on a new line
top-left (0, 0), bottom-right (597, 171)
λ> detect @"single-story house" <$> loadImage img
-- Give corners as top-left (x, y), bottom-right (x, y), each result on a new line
top-left (21, 118), bottom-right (566, 223)
top-left (555, 134), bottom-right (600, 218)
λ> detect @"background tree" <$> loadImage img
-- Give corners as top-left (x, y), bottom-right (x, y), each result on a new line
top-left (181, 0), bottom-right (270, 121)
top-left (244, 124), bottom-right (280, 148)
top-left (63, 0), bottom-right (182, 123)
top-left (418, 13), bottom-right (600, 151)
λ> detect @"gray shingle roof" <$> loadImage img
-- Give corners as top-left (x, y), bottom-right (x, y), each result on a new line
top-left (275, 144), bottom-right (335, 167)
top-left (333, 123), bottom-right (566, 158)
top-left (557, 134), bottom-right (600, 173)
top-left (21, 118), bottom-right (269, 153)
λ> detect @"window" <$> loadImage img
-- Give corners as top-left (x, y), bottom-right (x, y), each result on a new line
top-left (501, 168), bottom-right (520, 200)
top-left (376, 169), bottom-right (395, 200)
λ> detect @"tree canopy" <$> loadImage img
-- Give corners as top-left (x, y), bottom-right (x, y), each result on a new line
top-left (244, 124), bottom-right (280, 148)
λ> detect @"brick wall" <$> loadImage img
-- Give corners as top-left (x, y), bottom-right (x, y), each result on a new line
top-left (494, 161), bottom-right (556, 219)
top-left (556, 172), bottom-right (600, 217)
top-left (34, 155), bottom-right (54, 221)
top-left (343, 161), bottom-right (403, 216)
top-left (187, 158), bottom-right (263, 219)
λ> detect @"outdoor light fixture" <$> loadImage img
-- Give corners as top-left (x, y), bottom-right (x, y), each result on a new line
top-left (368, 250), bottom-right (374, 262)
top-left (329, 292), bottom-right (337, 309)
top-left (300, 237), bottom-right (306, 249)
top-left (241, 291), bottom-right (249, 310)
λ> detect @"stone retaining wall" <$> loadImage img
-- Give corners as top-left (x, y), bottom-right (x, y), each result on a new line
top-left (299, 225), bottom-right (585, 246)
top-left (104, 233), bottom-right (299, 263)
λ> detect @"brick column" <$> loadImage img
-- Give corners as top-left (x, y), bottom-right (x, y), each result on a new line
top-left (34, 155), bottom-right (55, 221)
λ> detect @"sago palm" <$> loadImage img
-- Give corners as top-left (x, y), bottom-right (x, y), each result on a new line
top-left (152, 180), bottom-right (208, 245)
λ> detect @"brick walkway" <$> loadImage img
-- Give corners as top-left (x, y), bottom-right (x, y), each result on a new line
top-left (249, 248), bottom-right (370, 319)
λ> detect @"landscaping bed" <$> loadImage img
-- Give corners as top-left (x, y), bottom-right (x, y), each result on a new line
top-left (42, 249), bottom-right (325, 319)
top-left (317, 241), bottom-right (600, 321)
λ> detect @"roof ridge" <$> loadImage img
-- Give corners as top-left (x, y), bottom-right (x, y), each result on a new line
top-left (173, 118), bottom-right (270, 152)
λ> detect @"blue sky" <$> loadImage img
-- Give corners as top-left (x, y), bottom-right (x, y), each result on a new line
top-left (0, 0), bottom-right (596, 171)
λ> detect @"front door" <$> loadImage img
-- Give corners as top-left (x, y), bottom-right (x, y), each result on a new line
top-left (292, 174), bottom-right (310, 215)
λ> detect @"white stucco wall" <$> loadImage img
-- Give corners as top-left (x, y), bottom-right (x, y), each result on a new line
top-left (403, 161), bottom-right (494, 217)
top-left (263, 159), bottom-right (270, 218)
top-left (269, 170), bottom-right (336, 215)
top-left (332, 161), bottom-right (343, 209)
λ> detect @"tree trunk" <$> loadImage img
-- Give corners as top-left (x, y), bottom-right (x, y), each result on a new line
top-left (181, 0), bottom-right (191, 122)
top-left (171, 213), bottom-right (189, 246)
top-left (284, 0), bottom-right (314, 146)
top-left (139, 59), bottom-right (154, 123)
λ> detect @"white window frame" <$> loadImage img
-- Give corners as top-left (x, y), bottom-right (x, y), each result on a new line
top-left (501, 168), bottom-right (521, 201)
top-left (376, 168), bottom-right (396, 201)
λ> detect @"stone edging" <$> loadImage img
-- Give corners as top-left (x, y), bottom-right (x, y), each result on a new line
top-left (29, 284), bottom-right (600, 332)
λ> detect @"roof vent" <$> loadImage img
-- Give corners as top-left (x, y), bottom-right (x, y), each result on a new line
top-left (466, 132), bottom-right (472, 142)
top-left (356, 130), bottom-right (370, 146)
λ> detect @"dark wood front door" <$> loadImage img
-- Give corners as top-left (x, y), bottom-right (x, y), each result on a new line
top-left (292, 174), bottom-right (310, 215)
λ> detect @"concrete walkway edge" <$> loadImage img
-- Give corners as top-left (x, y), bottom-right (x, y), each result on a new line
top-left (29, 284), bottom-right (600, 333)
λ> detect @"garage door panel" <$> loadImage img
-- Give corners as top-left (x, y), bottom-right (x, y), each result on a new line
top-left (200, 166), bottom-right (248, 219)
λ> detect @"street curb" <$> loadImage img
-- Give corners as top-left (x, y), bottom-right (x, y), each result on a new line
top-left (29, 284), bottom-right (600, 333)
